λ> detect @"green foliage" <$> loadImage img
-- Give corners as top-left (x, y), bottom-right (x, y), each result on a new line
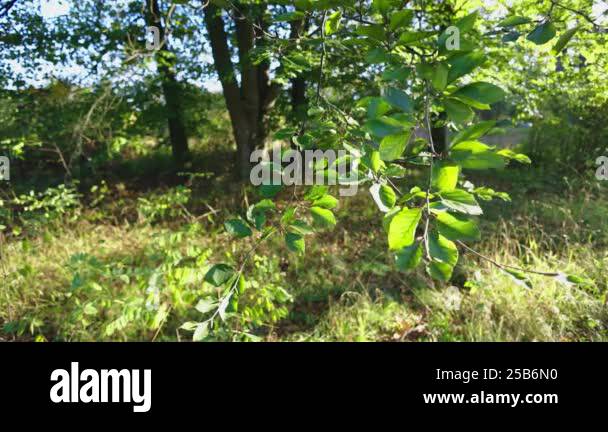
top-left (388, 208), bottom-right (422, 251)
top-left (224, 219), bottom-right (253, 238)
top-left (527, 22), bottom-right (557, 45)
top-left (214, 0), bottom-right (601, 320)
top-left (2, 0), bottom-right (606, 342)
top-left (185, 255), bottom-right (293, 341)
top-left (395, 242), bottom-right (423, 272)
top-left (524, 96), bottom-right (608, 171)
top-left (137, 186), bottom-right (191, 223)
top-left (1, 184), bottom-right (81, 235)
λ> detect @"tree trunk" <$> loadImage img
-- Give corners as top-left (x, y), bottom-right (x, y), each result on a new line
top-left (204, 3), bottom-right (280, 180)
top-left (145, 0), bottom-right (189, 165)
top-left (291, 77), bottom-right (306, 119)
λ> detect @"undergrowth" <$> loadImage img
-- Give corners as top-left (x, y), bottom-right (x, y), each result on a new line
top-left (0, 164), bottom-right (606, 342)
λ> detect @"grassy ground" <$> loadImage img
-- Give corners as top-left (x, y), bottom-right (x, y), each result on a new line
top-left (1, 156), bottom-right (606, 341)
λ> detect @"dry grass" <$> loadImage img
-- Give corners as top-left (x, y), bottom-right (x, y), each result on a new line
top-left (1, 169), bottom-right (606, 341)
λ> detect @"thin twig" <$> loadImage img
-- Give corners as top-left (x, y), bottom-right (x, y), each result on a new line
top-left (423, 82), bottom-right (435, 260)
top-left (456, 240), bottom-right (558, 276)
top-left (316, 11), bottom-right (328, 104)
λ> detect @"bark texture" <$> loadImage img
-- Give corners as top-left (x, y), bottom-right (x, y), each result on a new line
top-left (204, 3), bottom-right (280, 179)
top-left (145, 0), bottom-right (189, 165)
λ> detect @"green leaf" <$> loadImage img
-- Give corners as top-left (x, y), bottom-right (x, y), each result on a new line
top-left (455, 11), bottom-right (478, 33)
top-left (180, 321), bottom-right (199, 331)
top-left (427, 261), bottom-right (454, 281)
top-left (285, 232), bottom-right (305, 254)
top-left (310, 206), bottom-right (336, 228)
top-left (193, 322), bottom-right (209, 341)
top-left (451, 82), bottom-right (506, 105)
top-left (388, 207), bottom-right (422, 250)
top-left (361, 97), bottom-right (392, 118)
top-left (498, 16), bottom-right (531, 27)
top-left (238, 275), bottom-right (247, 294)
top-left (83, 303), bottom-right (98, 316)
top-left (304, 185), bottom-right (329, 201)
top-left (227, 296), bottom-right (239, 313)
top-left (204, 264), bottom-right (235, 287)
top-left (252, 199), bottom-right (275, 212)
top-left (451, 120), bottom-right (496, 146)
top-left (247, 199), bottom-right (275, 230)
top-left (382, 66), bottom-right (412, 82)
top-left (450, 141), bottom-right (506, 170)
top-left (370, 183), bottom-right (394, 212)
top-left (195, 299), bottom-right (217, 314)
top-left (397, 186), bottom-right (426, 204)
top-left (562, 273), bottom-right (593, 286)
top-left (288, 220), bottom-right (314, 235)
top-left (497, 149), bottom-right (531, 164)
top-left (356, 24), bottom-right (386, 42)
top-left (366, 47), bottom-right (390, 65)
top-left (370, 150), bottom-right (383, 172)
top-left (383, 87), bottom-right (413, 113)
top-left (416, 62), bottom-right (434, 80)
top-left (504, 268), bottom-right (533, 289)
top-left (399, 31), bottom-right (436, 45)
top-left (439, 189), bottom-right (483, 215)
top-left (379, 132), bottom-right (410, 161)
top-left (378, 184), bottom-right (396, 210)
top-left (364, 116), bottom-right (405, 137)
top-left (281, 207), bottom-right (296, 226)
top-left (526, 21), bottom-right (556, 45)
top-left (447, 51), bottom-right (486, 83)
top-left (224, 219), bottom-right (252, 238)
top-left (312, 194), bottom-right (338, 209)
top-left (432, 161), bottom-right (460, 191)
top-left (395, 242), bottom-right (423, 271)
top-left (429, 232), bottom-right (459, 266)
top-left (390, 9), bottom-right (414, 30)
top-left (325, 10), bottom-right (342, 35)
top-left (382, 205), bottom-right (401, 232)
top-left (444, 98), bottom-right (474, 125)
top-left (552, 27), bottom-right (578, 54)
top-left (431, 63), bottom-right (449, 91)
top-left (502, 31), bottom-right (521, 42)
top-left (450, 95), bottom-right (491, 110)
top-left (435, 211), bottom-right (480, 241)
top-left (259, 184), bottom-right (282, 198)
top-left (473, 187), bottom-right (511, 202)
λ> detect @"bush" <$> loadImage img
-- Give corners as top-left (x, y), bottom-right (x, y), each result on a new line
top-left (525, 96), bottom-right (608, 172)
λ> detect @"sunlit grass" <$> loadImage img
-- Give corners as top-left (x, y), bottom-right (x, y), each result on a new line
top-left (1, 167), bottom-right (606, 341)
